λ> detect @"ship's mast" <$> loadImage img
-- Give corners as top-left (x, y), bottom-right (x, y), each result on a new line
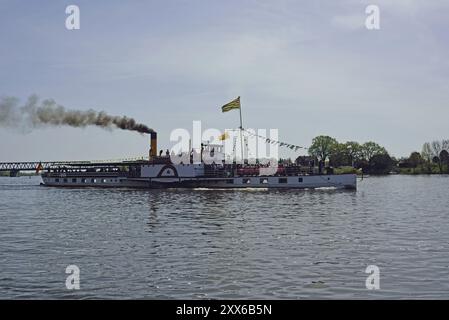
top-left (239, 98), bottom-right (244, 163)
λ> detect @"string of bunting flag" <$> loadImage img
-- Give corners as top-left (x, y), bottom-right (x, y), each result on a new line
top-left (241, 128), bottom-right (308, 152)
top-left (219, 97), bottom-right (307, 152)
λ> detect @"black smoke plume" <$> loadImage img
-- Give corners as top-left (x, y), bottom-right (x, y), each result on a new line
top-left (0, 95), bottom-right (153, 134)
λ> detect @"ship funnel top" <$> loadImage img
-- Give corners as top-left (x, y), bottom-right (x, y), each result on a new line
top-left (149, 131), bottom-right (157, 158)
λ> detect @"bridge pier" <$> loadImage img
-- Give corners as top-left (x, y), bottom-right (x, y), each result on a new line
top-left (9, 169), bottom-right (20, 177)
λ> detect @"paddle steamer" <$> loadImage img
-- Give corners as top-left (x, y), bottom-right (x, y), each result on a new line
top-left (41, 132), bottom-right (357, 189)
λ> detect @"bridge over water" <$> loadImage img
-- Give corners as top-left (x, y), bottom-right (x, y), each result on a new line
top-left (0, 160), bottom-right (146, 176)
top-left (0, 162), bottom-right (71, 176)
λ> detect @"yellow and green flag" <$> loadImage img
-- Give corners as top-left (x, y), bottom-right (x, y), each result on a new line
top-left (221, 96), bottom-right (240, 113)
top-left (218, 132), bottom-right (230, 141)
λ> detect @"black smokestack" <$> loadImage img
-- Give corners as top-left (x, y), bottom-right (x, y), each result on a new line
top-left (0, 95), bottom-right (153, 134)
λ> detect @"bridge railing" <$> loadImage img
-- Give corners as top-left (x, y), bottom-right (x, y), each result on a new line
top-left (0, 159), bottom-right (148, 172)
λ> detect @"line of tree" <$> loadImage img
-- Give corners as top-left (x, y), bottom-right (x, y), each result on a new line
top-left (307, 135), bottom-right (393, 174)
top-left (399, 139), bottom-right (449, 174)
top-left (306, 136), bottom-right (449, 175)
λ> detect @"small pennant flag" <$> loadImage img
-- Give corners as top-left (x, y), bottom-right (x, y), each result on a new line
top-left (221, 96), bottom-right (241, 113)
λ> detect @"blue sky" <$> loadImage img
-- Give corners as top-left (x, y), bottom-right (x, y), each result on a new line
top-left (1, 0), bottom-right (448, 161)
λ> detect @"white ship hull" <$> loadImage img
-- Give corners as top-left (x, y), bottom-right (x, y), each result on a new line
top-left (41, 172), bottom-right (357, 190)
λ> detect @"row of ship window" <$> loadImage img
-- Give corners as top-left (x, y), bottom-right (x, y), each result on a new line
top-left (53, 178), bottom-right (120, 183)
top-left (226, 177), bottom-right (305, 184)
top-left (52, 177), bottom-right (323, 184)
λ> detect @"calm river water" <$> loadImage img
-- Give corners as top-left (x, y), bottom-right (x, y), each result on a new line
top-left (0, 175), bottom-right (448, 299)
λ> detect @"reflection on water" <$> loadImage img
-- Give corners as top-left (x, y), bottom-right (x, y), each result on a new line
top-left (0, 175), bottom-right (449, 299)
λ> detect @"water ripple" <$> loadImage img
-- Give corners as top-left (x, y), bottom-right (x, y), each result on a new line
top-left (0, 175), bottom-right (449, 298)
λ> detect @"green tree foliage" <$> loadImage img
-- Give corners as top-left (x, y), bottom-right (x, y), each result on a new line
top-left (421, 142), bottom-right (433, 173)
top-left (329, 143), bottom-right (351, 167)
top-left (309, 136), bottom-right (391, 174)
top-left (432, 141), bottom-right (443, 173)
top-left (345, 141), bottom-right (362, 163)
top-left (420, 140), bottom-right (448, 174)
top-left (329, 141), bottom-right (363, 167)
top-left (308, 135), bottom-right (338, 162)
top-left (440, 150), bottom-right (449, 173)
top-left (307, 136), bottom-right (449, 175)
top-left (399, 152), bottom-right (423, 171)
top-left (408, 152), bottom-right (423, 168)
top-left (369, 153), bottom-right (394, 174)
top-left (360, 142), bottom-right (387, 161)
